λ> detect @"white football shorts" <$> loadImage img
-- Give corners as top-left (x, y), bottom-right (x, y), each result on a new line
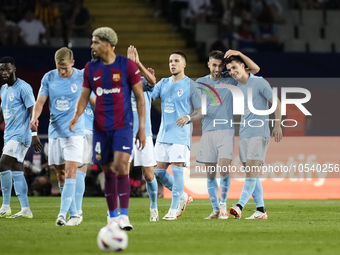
top-left (155, 142), bottom-right (189, 165)
top-left (129, 136), bottom-right (156, 167)
top-left (82, 129), bottom-right (93, 165)
top-left (239, 136), bottom-right (269, 165)
top-left (196, 129), bottom-right (235, 163)
top-left (3, 140), bottom-right (29, 163)
top-left (48, 136), bottom-right (84, 165)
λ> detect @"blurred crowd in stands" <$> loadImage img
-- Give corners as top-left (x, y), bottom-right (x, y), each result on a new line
top-left (0, 0), bottom-right (91, 47)
top-left (151, 0), bottom-right (340, 53)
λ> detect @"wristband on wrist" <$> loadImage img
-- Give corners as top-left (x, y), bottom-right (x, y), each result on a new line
top-left (32, 132), bottom-right (37, 137)
top-left (186, 115), bottom-right (191, 121)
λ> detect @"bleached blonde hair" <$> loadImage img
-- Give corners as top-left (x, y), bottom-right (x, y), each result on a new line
top-left (92, 27), bottom-right (118, 46)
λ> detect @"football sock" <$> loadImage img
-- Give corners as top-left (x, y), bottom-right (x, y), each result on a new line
top-left (58, 183), bottom-right (64, 193)
top-left (0, 170), bottom-right (12, 205)
top-left (12, 171), bottom-right (29, 208)
top-left (154, 168), bottom-right (174, 191)
top-left (170, 165), bottom-right (184, 209)
top-left (237, 177), bottom-right (256, 208)
top-left (257, 207), bottom-right (265, 213)
top-left (252, 176), bottom-right (266, 212)
top-left (117, 175), bottom-right (130, 216)
top-left (220, 174), bottom-right (231, 204)
top-left (59, 178), bottom-right (76, 215)
top-left (146, 175), bottom-right (158, 209)
top-left (236, 204), bottom-right (243, 211)
top-left (104, 172), bottom-right (118, 218)
top-left (207, 177), bottom-right (219, 211)
top-left (75, 170), bottom-right (86, 211)
top-left (59, 183), bottom-right (78, 215)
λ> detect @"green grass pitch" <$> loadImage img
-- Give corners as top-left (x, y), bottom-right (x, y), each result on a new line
top-left (1, 197), bottom-right (339, 255)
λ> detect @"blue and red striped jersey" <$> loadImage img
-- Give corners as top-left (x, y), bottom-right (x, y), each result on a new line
top-left (83, 55), bottom-right (142, 132)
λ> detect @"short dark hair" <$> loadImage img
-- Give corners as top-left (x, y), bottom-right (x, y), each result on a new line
top-left (171, 51), bottom-right (187, 63)
top-left (225, 55), bottom-right (244, 65)
top-left (0, 56), bottom-right (15, 66)
top-left (209, 50), bottom-right (224, 61)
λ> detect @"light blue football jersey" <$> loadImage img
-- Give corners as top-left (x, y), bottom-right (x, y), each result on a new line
top-left (151, 76), bottom-right (201, 148)
top-left (1, 78), bottom-right (35, 147)
top-left (39, 68), bottom-right (84, 138)
top-left (196, 72), bottom-right (237, 133)
top-left (83, 91), bottom-right (95, 131)
top-left (237, 73), bottom-right (273, 140)
top-left (131, 77), bottom-right (153, 138)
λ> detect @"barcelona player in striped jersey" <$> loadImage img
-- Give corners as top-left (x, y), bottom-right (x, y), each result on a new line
top-left (70, 27), bottom-right (145, 231)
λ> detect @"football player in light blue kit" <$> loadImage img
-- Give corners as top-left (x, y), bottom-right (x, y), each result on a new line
top-left (127, 46), bottom-right (159, 221)
top-left (196, 50), bottom-right (260, 219)
top-left (76, 91), bottom-right (95, 222)
top-left (30, 47), bottom-right (84, 226)
top-left (151, 52), bottom-right (202, 220)
top-left (0, 56), bottom-right (42, 218)
top-left (226, 55), bottom-right (282, 220)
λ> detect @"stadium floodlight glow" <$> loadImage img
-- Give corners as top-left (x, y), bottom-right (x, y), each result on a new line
top-left (200, 85), bottom-right (312, 116)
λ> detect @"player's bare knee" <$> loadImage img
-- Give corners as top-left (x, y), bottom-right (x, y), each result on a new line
top-left (142, 167), bottom-right (154, 181)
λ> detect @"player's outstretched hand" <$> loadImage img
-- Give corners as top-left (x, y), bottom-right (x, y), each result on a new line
top-left (69, 117), bottom-right (78, 133)
top-left (127, 45), bottom-right (136, 62)
top-left (176, 116), bottom-right (190, 128)
top-left (224, 49), bottom-right (241, 59)
top-left (31, 136), bottom-right (43, 152)
top-left (135, 130), bottom-right (146, 150)
top-left (272, 126), bottom-right (283, 143)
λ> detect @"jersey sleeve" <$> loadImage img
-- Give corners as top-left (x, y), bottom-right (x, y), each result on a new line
top-left (39, 73), bottom-right (49, 96)
top-left (21, 83), bottom-right (35, 109)
top-left (190, 79), bottom-right (202, 110)
top-left (82, 62), bottom-right (91, 90)
top-left (259, 79), bottom-right (273, 101)
top-left (142, 77), bottom-right (154, 92)
top-left (150, 79), bottom-right (163, 101)
top-left (127, 59), bottom-right (142, 87)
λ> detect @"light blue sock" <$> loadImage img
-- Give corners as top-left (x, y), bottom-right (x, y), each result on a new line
top-left (252, 176), bottom-right (265, 208)
top-left (0, 170), bottom-right (12, 205)
top-left (238, 178), bottom-right (256, 208)
top-left (59, 178), bottom-right (76, 216)
top-left (207, 177), bottom-right (219, 211)
top-left (12, 171), bottom-right (29, 208)
top-left (75, 170), bottom-right (86, 211)
top-left (170, 165), bottom-right (184, 209)
top-left (146, 175), bottom-right (158, 209)
top-left (58, 183), bottom-right (64, 194)
top-left (154, 168), bottom-right (174, 191)
top-left (220, 174), bottom-right (231, 204)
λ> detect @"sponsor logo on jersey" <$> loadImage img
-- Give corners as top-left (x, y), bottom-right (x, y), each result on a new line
top-left (55, 96), bottom-right (71, 111)
top-left (112, 74), bottom-right (120, 82)
top-left (96, 87), bottom-right (121, 96)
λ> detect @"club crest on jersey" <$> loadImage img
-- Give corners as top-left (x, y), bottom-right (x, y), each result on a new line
top-left (9, 93), bottom-right (14, 101)
top-left (112, 74), bottom-right (120, 82)
top-left (178, 89), bottom-right (183, 97)
top-left (71, 84), bottom-right (77, 93)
